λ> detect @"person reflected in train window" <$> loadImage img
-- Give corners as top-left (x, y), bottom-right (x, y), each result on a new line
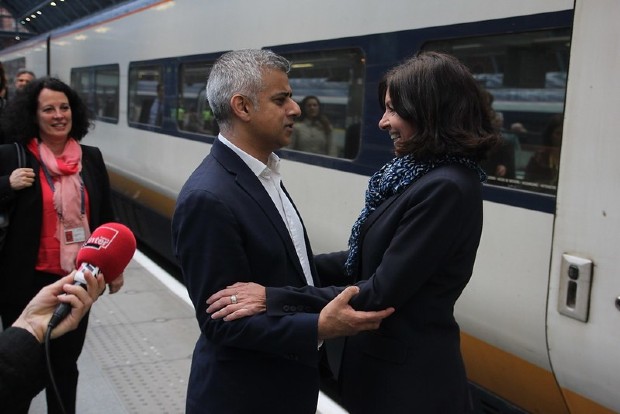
top-left (524, 113), bottom-right (563, 187)
top-left (510, 122), bottom-right (528, 134)
top-left (0, 77), bottom-right (122, 414)
top-left (206, 51), bottom-right (499, 414)
top-left (290, 95), bottom-right (334, 155)
top-left (148, 82), bottom-right (164, 126)
top-left (171, 49), bottom-right (393, 414)
top-left (14, 68), bottom-right (36, 92)
top-left (480, 91), bottom-right (517, 180)
top-left (181, 103), bottom-right (208, 134)
top-left (0, 270), bottom-right (104, 413)
top-left (195, 86), bottom-right (220, 135)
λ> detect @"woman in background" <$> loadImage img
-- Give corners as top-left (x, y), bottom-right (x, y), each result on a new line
top-left (524, 113), bottom-right (563, 187)
top-left (290, 95), bottom-right (333, 155)
top-left (0, 77), bottom-right (122, 414)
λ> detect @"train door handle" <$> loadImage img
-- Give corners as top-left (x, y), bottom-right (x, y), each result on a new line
top-left (557, 254), bottom-right (593, 322)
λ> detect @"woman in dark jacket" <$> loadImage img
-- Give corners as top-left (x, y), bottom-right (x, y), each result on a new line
top-left (0, 77), bottom-right (122, 414)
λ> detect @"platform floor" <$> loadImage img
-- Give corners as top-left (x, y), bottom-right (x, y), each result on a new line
top-left (27, 251), bottom-right (345, 414)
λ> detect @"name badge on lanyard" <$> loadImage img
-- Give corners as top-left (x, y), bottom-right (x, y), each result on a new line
top-left (65, 227), bottom-right (86, 244)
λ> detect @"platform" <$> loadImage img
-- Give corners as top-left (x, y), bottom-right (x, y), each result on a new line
top-left (27, 251), bottom-right (346, 414)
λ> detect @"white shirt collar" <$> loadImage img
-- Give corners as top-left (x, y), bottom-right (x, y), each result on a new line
top-left (218, 134), bottom-right (280, 178)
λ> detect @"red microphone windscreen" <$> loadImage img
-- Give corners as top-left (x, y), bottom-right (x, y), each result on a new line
top-left (76, 223), bottom-right (137, 283)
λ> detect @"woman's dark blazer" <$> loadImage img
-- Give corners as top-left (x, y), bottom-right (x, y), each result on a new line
top-left (267, 164), bottom-right (483, 414)
top-left (0, 143), bottom-right (114, 309)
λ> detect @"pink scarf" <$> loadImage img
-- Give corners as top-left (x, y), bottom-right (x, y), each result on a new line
top-left (38, 138), bottom-right (91, 272)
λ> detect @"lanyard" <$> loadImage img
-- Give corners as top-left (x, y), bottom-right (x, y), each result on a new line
top-left (38, 142), bottom-right (85, 219)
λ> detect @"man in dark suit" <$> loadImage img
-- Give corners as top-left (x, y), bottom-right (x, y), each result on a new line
top-left (171, 49), bottom-right (393, 414)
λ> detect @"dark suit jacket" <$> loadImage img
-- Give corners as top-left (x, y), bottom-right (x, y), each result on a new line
top-left (267, 164), bottom-right (483, 413)
top-left (171, 139), bottom-right (322, 414)
top-left (0, 142), bottom-right (114, 309)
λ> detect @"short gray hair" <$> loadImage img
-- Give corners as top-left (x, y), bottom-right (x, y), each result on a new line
top-left (206, 49), bottom-right (291, 131)
top-left (16, 68), bottom-right (36, 78)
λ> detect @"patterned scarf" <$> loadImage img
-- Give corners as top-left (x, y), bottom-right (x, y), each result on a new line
top-left (36, 138), bottom-right (90, 272)
top-left (344, 154), bottom-right (486, 276)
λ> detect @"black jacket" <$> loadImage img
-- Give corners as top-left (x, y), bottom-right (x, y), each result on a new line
top-left (0, 327), bottom-right (47, 412)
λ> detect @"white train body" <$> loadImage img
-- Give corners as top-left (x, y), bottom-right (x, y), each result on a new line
top-left (2, 0), bottom-right (618, 412)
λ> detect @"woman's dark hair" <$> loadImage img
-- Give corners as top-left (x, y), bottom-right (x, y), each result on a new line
top-left (541, 113), bottom-right (563, 147)
top-left (298, 95), bottom-right (332, 135)
top-left (1, 76), bottom-right (92, 144)
top-left (379, 51), bottom-right (499, 160)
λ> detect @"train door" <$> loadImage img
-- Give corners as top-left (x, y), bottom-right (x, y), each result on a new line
top-left (547, 1), bottom-right (620, 412)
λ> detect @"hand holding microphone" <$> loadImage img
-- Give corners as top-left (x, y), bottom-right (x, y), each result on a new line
top-left (12, 271), bottom-right (104, 342)
top-left (48, 223), bottom-right (137, 330)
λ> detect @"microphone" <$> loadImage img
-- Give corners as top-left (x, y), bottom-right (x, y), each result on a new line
top-left (48, 222), bottom-right (137, 329)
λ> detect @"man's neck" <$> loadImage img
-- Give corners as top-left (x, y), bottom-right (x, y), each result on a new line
top-left (222, 131), bottom-right (272, 164)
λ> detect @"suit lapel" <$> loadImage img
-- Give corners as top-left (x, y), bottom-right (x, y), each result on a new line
top-left (351, 190), bottom-right (404, 279)
top-left (361, 190), bottom-right (403, 235)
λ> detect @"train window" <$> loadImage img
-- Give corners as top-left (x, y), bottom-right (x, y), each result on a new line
top-left (281, 48), bottom-right (365, 159)
top-left (71, 68), bottom-right (93, 113)
top-left (128, 65), bottom-right (163, 127)
top-left (178, 62), bottom-right (218, 135)
top-left (71, 65), bottom-right (119, 124)
top-left (425, 28), bottom-right (571, 195)
top-left (95, 66), bottom-right (119, 122)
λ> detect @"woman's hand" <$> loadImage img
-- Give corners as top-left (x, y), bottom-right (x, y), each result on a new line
top-left (107, 273), bottom-right (124, 294)
top-left (9, 167), bottom-right (35, 190)
top-left (206, 282), bottom-right (266, 321)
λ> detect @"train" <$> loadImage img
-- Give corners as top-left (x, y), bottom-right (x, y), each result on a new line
top-left (1, 0), bottom-right (618, 412)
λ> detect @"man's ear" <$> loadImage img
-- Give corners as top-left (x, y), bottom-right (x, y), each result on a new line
top-left (231, 94), bottom-right (252, 122)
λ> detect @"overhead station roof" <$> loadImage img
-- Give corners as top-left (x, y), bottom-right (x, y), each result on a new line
top-left (0, 0), bottom-right (130, 51)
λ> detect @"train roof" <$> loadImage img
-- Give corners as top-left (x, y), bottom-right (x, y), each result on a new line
top-left (0, 0), bottom-right (141, 51)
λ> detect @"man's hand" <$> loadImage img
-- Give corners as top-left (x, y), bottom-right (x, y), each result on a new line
top-left (317, 286), bottom-right (394, 340)
top-left (12, 270), bottom-right (105, 342)
top-left (206, 282), bottom-right (266, 321)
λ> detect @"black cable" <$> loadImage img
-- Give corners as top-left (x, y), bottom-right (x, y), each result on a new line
top-left (44, 324), bottom-right (68, 414)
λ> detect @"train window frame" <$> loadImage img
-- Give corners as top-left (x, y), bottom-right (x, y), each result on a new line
top-left (128, 64), bottom-right (164, 128)
top-left (70, 64), bottom-right (120, 124)
top-left (278, 48), bottom-right (366, 160)
top-left (423, 28), bottom-right (571, 196)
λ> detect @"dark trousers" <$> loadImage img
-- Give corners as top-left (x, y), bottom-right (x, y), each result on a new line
top-left (0, 271), bottom-right (90, 414)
